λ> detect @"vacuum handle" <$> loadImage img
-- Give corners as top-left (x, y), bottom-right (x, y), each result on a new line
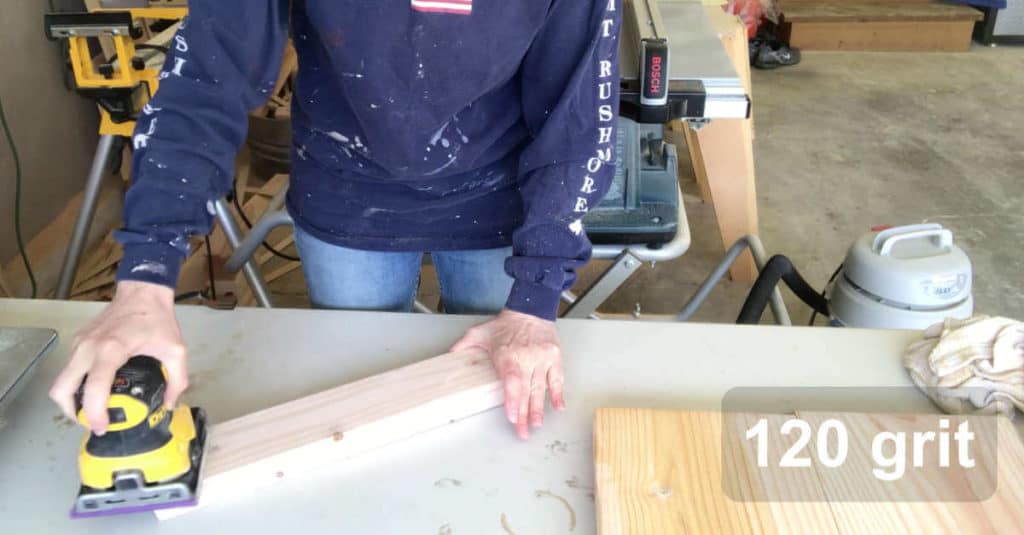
top-left (876, 227), bottom-right (953, 256)
top-left (872, 223), bottom-right (939, 251)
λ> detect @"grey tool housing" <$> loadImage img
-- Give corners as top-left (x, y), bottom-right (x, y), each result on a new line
top-left (828, 224), bottom-right (974, 329)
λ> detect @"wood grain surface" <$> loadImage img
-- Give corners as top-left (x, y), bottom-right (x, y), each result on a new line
top-left (157, 349), bottom-right (502, 520)
top-left (594, 408), bottom-right (1024, 534)
top-left (781, 1), bottom-right (983, 23)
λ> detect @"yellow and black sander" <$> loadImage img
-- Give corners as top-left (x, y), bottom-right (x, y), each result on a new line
top-left (71, 355), bottom-right (207, 518)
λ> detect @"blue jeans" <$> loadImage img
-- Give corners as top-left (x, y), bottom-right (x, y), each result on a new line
top-left (294, 226), bottom-right (514, 314)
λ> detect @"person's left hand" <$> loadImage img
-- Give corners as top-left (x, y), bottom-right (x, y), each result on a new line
top-left (450, 309), bottom-right (565, 440)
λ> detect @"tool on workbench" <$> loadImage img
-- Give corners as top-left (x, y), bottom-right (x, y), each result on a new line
top-left (737, 224), bottom-right (974, 329)
top-left (70, 355), bottom-right (207, 519)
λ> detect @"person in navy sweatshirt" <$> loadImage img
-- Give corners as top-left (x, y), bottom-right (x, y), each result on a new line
top-left (50, 0), bottom-right (620, 441)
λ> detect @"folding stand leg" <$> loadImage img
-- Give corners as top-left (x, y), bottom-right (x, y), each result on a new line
top-left (213, 199), bottom-right (273, 308)
top-left (56, 134), bottom-right (117, 299)
top-left (563, 251), bottom-right (644, 319)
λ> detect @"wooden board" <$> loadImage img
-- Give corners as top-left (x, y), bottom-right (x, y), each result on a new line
top-left (594, 409), bottom-right (836, 534)
top-left (0, 266), bottom-right (12, 297)
top-left (594, 408), bottom-right (1024, 534)
top-left (725, 412), bottom-right (841, 533)
top-left (780, 1), bottom-right (981, 52)
top-left (783, 20), bottom-right (978, 52)
top-left (681, 9), bottom-right (759, 282)
top-left (800, 412), bottom-right (1021, 534)
top-left (781, 1), bottom-right (984, 23)
top-left (157, 349), bottom-right (502, 520)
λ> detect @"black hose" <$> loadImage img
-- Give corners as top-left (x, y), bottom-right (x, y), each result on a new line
top-left (737, 255), bottom-right (829, 325)
top-left (809, 263), bottom-right (843, 326)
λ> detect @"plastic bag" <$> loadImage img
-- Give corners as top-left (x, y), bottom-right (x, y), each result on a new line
top-left (723, 0), bottom-right (781, 38)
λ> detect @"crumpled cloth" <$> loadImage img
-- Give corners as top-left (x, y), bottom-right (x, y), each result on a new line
top-left (903, 315), bottom-right (1024, 418)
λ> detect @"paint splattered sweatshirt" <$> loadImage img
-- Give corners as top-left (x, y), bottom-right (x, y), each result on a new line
top-left (116, 0), bottom-right (620, 321)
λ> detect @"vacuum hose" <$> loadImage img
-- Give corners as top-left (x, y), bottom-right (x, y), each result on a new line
top-left (737, 255), bottom-right (829, 325)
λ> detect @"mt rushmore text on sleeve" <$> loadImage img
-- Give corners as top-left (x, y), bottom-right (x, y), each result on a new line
top-left (503, 0), bottom-right (622, 320)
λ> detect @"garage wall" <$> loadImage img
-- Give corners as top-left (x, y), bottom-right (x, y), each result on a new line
top-left (0, 0), bottom-right (99, 264)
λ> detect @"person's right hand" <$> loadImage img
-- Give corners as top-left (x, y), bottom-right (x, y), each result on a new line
top-left (49, 280), bottom-right (188, 436)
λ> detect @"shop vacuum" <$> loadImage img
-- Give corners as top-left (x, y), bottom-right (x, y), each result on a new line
top-left (738, 223), bottom-right (974, 329)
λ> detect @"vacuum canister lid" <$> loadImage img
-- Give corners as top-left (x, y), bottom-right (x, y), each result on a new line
top-left (842, 223), bottom-right (972, 309)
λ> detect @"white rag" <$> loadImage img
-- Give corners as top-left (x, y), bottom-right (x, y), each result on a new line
top-left (903, 315), bottom-right (1024, 418)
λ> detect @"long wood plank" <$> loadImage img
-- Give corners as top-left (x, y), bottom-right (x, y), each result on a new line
top-left (157, 349), bottom-right (502, 520)
top-left (594, 408), bottom-right (1024, 534)
top-left (784, 20), bottom-right (977, 52)
top-left (0, 265), bottom-right (12, 297)
top-left (781, 1), bottom-right (984, 23)
top-left (684, 9), bottom-right (759, 282)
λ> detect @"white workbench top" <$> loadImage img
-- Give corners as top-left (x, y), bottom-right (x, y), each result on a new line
top-left (0, 298), bottom-right (930, 533)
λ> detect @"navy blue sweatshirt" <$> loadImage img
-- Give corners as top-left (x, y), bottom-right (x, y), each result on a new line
top-left (116, 0), bottom-right (621, 320)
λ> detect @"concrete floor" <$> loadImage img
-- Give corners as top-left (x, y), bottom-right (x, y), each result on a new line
top-left (272, 46), bottom-right (1024, 325)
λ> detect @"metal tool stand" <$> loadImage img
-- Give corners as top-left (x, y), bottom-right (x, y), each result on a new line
top-left (677, 235), bottom-right (791, 325)
top-left (48, 8), bottom-right (181, 300)
top-left (563, 190), bottom-right (691, 319)
top-left (213, 199), bottom-right (273, 308)
top-left (55, 134), bottom-right (117, 300)
top-left (53, 133), bottom-right (273, 307)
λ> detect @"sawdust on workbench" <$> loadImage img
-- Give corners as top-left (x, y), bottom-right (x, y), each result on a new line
top-left (500, 512), bottom-right (515, 534)
top-left (536, 489), bottom-right (576, 531)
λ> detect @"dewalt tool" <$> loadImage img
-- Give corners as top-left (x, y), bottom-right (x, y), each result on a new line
top-left (70, 355), bottom-right (207, 519)
top-left (43, 3), bottom-right (187, 300)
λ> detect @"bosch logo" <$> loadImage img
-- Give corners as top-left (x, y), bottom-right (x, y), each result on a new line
top-left (649, 56), bottom-right (663, 95)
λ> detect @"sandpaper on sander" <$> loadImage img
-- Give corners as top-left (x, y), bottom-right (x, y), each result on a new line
top-left (71, 355), bottom-right (207, 518)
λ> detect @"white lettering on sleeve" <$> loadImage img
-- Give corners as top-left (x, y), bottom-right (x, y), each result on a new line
top-left (601, 19), bottom-right (614, 38)
top-left (169, 57), bottom-right (187, 77)
top-left (581, 175), bottom-right (596, 194)
top-left (564, 0), bottom-right (617, 233)
top-left (568, 218), bottom-right (584, 236)
top-left (133, 117), bottom-right (158, 150)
